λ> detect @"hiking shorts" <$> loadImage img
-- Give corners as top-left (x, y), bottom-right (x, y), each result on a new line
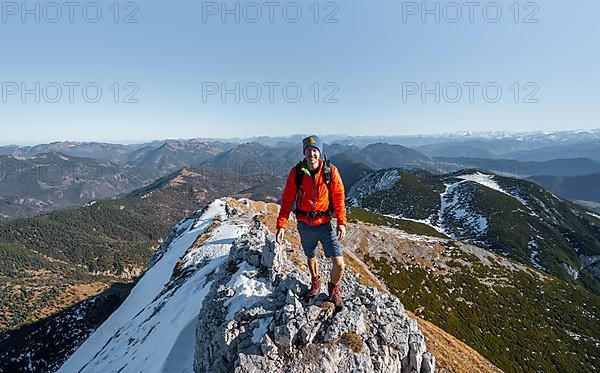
top-left (296, 220), bottom-right (343, 259)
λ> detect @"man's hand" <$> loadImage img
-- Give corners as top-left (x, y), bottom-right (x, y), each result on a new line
top-left (337, 224), bottom-right (346, 241)
top-left (276, 227), bottom-right (285, 245)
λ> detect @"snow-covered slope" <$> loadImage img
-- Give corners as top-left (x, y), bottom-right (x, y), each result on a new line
top-left (455, 172), bottom-right (527, 205)
top-left (58, 198), bottom-right (434, 373)
top-left (348, 169), bottom-right (401, 205)
top-left (58, 200), bottom-right (241, 372)
top-left (439, 180), bottom-right (488, 239)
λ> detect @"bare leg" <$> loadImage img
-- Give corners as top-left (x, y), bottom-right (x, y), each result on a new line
top-left (307, 257), bottom-right (319, 279)
top-left (330, 256), bottom-right (345, 286)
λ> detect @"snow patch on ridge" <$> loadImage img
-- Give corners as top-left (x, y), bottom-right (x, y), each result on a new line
top-left (348, 169), bottom-right (401, 205)
top-left (374, 169), bottom-right (400, 190)
top-left (456, 172), bottom-right (527, 205)
top-left (224, 262), bottom-right (272, 320)
top-left (563, 263), bottom-right (579, 280)
top-left (382, 213), bottom-right (448, 237)
top-left (439, 181), bottom-right (488, 239)
top-left (586, 211), bottom-right (600, 220)
top-left (57, 199), bottom-right (246, 373)
top-left (528, 239), bottom-right (546, 271)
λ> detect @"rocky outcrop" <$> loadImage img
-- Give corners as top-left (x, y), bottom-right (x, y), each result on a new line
top-left (580, 255), bottom-right (600, 280)
top-left (194, 220), bottom-right (435, 373)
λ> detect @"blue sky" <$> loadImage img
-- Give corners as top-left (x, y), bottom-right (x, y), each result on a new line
top-left (1, 0), bottom-right (599, 144)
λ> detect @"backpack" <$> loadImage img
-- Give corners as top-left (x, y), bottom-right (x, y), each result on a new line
top-left (294, 158), bottom-right (335, 216)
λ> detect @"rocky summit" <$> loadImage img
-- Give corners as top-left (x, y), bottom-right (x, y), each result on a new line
top-left (195, 216), bottom-right (434, 373)
top-left (57, 198), bottom-right (434, 373)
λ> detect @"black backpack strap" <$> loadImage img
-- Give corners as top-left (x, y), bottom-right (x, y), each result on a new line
top-left (323, 160), bottom-right (335, 215)
top-left (295, 161), bottom-right (303, 192)
top-left (293, 161), bottom-right (303, 213)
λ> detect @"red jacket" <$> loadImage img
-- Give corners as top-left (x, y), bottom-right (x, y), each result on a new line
top-left (277, 159), bottom-right (347, 229)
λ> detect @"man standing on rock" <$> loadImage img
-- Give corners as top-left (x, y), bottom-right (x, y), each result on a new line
top-left (275, 135), bottom-right (347, 308)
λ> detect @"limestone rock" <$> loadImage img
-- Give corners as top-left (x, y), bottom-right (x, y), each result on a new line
top-left (194, 223), bottom-right (434, 373)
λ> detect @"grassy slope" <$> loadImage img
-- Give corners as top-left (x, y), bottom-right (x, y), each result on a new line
top-left (348, 207), bottom-right (600, 373)
top-left (0, 186), bottom-right (204, 332)
top-left (356, 170), bottom-right (600, 294)
top-left (347, 207), bottom-right (448, 239)
top-left (0, 168), bottom-right (283, 333)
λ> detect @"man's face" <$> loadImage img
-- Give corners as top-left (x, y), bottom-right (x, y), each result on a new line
top-left (304, 146), bottom-right (320, 163)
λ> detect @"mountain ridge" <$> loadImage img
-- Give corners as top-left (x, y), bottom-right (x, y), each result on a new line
top-left (57, 199), bottom-right (436, 373)
top-left (348, 167), bottom-right (600, 294)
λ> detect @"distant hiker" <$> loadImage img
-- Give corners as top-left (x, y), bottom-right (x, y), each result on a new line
top-left (275, 135), bottom-right (347, 308)
top-left (225, 204), bottom-right (231, 218)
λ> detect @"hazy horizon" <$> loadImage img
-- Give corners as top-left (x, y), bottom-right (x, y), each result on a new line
top-left (1, 127), bottom-right (599, 147)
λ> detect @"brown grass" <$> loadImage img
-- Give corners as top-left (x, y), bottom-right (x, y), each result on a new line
top-left (191, 219), bottom-right (220, 249)
top-left (321, 302), bottom-right (335, 310)
top-left (406, 310), bottom-right (501, 373)
top-left (343, 249), bottom-right (387, 292)
top-left (357, 236), bottom-right (369, 255)
top-left (70, 282), bottom-right (108, 299)
top-left (341, 332), bottom-right (364, 353)
top-left (25, 282), bottom-right (110, 324)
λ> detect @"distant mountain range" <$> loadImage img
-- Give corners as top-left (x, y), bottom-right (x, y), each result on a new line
top-left (502, 140), bottom-right (600, 162)
top-left (4, 133), bottom-right (600, 222)
top-left (416, 139), bottom-right (600, 161)
top-left (194, 128), bottom-right (600, 150)
top-left (3, 131), bottom-right (600, 222)
top-left (128, 139), bottom-right (235, 173)
top-left (0, 152), bottom-right (156, 220)
top-left (0, 141), bottom-right (432, 220)
top-left (0, 141), bottom-right (142, 163)
top-left (411, 130), bottom-right (600, 161)
top-left (528, 172), bottom-right (600, 204)
top-left (0, 139), bottom-right (236, 166)
top-left (434, 156), bottom-right (600, 177)
top-left (3, 128), bottom-right (599, 162)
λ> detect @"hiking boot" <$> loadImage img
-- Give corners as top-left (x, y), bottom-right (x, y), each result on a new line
top-left (308, 276), bottom-right (320, 297)
top-left (328, 282), bottom-right (343, 309)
